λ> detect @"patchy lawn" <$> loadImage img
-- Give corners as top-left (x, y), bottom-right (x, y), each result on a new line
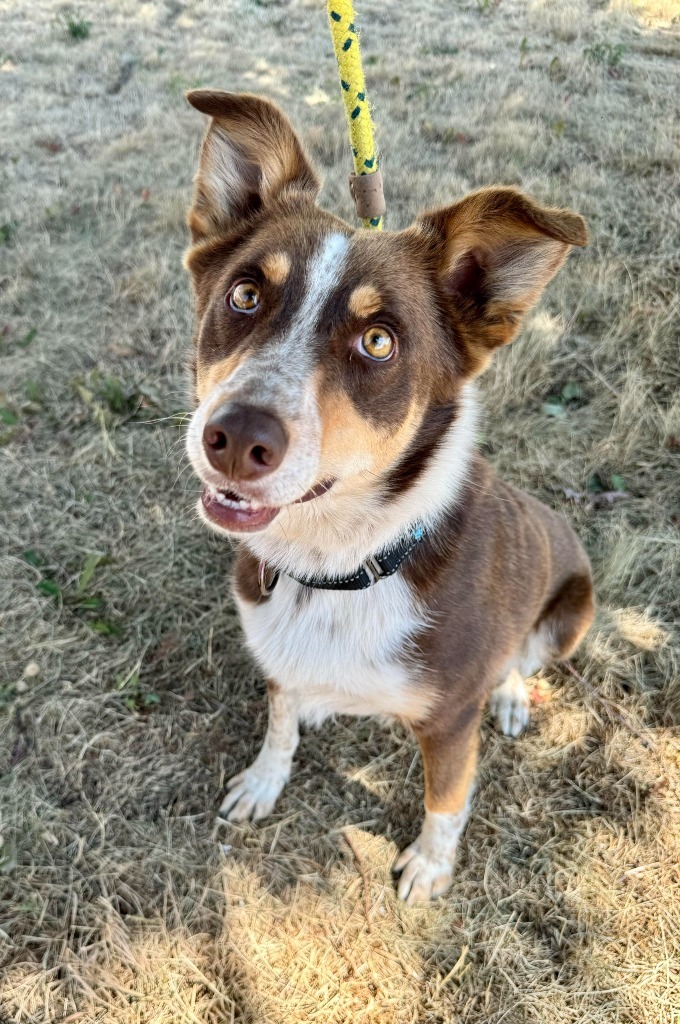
top-left (1, 0), bottom-right (678, 1021)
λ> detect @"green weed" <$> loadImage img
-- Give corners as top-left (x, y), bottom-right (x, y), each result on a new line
top-left (548, 55), bottom-right (566, 82)
top-left (115, 669), bottom-right (160, 712)
top-left (584, 42), bottom-right (625, 68)
top-left (519, 36), bottom-right (529, 68)
top-left (62, 14), bottom-right (91, 40)
top-left (476, 0), bottom-right (501, 14)
top-left (74, 372), bottom-right (165, 425)
top-left (541, 381), bottom-right (584, 418)
top-left (0, 405), bottom-right (19, 445)
top-left (18, 328), bottom-right (38, 349)
top-left (22, 548), bottom-right (121, 635)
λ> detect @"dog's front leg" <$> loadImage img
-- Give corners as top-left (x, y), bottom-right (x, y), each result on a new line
top-left (394, 705), bottom-right (482, 904)
top-left (218, 681), bottom-right (299, 822)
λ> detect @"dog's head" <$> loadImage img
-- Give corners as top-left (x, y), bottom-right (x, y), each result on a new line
top-left (184, 91), bottom-right (587, 539)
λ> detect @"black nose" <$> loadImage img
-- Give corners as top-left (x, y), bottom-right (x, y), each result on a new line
top-left (202, 403), bottom-right (288, 481)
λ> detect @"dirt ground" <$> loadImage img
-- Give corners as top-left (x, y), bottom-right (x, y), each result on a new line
top-left (1, 0), bottom-right (679, 1021)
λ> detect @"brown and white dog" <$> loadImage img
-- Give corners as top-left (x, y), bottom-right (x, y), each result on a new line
top-left (183, 91), bottom-right (595, 904)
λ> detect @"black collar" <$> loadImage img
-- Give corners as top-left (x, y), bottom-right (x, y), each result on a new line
top-left (257, 522), bottom-right (426, 597)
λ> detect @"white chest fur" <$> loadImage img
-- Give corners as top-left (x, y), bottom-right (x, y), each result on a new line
top-left (235, 573), bottom-right (433, 726)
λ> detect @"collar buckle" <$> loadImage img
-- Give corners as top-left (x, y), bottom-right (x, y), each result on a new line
top-left (363, 554), bottom-right (388, 585)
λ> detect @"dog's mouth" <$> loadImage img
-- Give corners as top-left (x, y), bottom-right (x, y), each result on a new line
top-left (201, 479), bottom-right (335, 533)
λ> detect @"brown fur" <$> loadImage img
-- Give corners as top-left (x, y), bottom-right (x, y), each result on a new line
top-left (396, 455), bottom-right (594, 716)
top-left (416, 714), bottom-right (481, 815)
top-left (184, 91), bottom-right (594, 896)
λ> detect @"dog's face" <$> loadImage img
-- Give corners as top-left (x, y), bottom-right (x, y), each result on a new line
top-left (184, 91), bottom-right (586, 537)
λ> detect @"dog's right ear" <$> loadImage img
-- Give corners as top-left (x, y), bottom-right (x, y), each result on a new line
top-left (186, 90), bottom-right (321, 243)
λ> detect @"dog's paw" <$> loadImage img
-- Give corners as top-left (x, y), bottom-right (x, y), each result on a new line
top-left (393, 808), bottom-right (468, 905)
top-left (218, 749), bottom-right (291, 822)
top-left (489, 669), bottom-right (530, 737)
top-left (394, 842), bottom-right (454, 905)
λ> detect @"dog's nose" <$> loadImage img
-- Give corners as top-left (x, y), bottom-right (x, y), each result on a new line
top-left (202, 404), bottom-right (288, 481)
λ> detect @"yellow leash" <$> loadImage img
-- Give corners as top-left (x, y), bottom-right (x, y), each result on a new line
top-left (326, 0), bottom-right (385, 229)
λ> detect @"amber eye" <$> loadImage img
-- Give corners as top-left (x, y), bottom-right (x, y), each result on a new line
top-left (359, 325), bottom-right (396, 361)
top-left (229, 280), bottom-right (260, 312)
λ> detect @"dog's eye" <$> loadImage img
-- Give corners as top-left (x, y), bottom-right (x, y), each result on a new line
top-left (229, 281), bottom-right (260, 312)
top-left (359, 326), bottom-right (396, 361)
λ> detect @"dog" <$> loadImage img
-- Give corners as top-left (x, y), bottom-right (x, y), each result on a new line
top-left (183, 90), bottom-right (595, 904)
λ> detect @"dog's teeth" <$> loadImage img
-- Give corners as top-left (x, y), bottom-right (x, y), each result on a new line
top-left (205, 483), bottom-right (270, 511)
top-left (210, 489), bottom-right (255, 510)
top-left (213, 491), bottom-right (231, 507)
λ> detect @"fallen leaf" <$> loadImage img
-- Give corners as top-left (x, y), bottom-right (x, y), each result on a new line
top-left (562, 487), bottom-right (584, 503)
top-left (19, 328), bottom-right (38, 348)
top-left (588, 490), bottom-right (630, 508)
top-left (90, 619), bottom-right (122, 636)
top-left (149, 633), bottom-right (181, 663)
top-left (22, 550), bottom-right (44, 568)
top-left (0, 407), bottom-right (18, 426)
top-left (561, 381), bottom-right (582, 401)
top-left (36, 579), bottom-right (61, 598)
top-left (9, 738), bottom-right (27, 767)
top-left (76, 552), bottom-right (107, 594)
top-left (108, 343), bottom-right (136, 358)
top-left (36, 138), bottom-right (64, 154)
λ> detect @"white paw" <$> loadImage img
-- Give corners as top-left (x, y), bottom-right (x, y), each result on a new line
top-left (394, 842), bottom-right (454, 905)
top-left (489, 670), bottom-right (530, 737)
top-left (218, 749), bottom-right (291, 822)
top-left (393, 808), bottom-right (467, 905)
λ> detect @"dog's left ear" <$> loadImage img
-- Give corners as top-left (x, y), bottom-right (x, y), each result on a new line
top-left (186, 90), bottom-right (320, 243)
top-left (417, 186), bottom-right (587, 372)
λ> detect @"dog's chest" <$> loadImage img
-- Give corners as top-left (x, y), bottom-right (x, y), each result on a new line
top-left (235, 575), bottom-right (431, 724)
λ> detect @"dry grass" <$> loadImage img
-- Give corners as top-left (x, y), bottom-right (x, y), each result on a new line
top-left (1, 0), bottom-right (679, 1021)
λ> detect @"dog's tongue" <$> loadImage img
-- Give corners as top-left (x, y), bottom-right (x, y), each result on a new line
top-left (201, 488), bottom-right (280, 532)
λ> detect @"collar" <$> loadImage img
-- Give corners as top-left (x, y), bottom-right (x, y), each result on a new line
top-left (257, 522), bottom-right (426, 597)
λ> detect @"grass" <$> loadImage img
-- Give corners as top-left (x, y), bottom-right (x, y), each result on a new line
top-left (1, 0), bottom-right (679, 1021)
top-left (60, 12), bottom-right (91, 41)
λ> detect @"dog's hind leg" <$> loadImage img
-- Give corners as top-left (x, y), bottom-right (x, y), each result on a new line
top-left (490, 572), bottom-right (594, 738)
top-left (218, 681), bottom-right (299, 822)
top-left (489, 668), bottom-right (531, 737)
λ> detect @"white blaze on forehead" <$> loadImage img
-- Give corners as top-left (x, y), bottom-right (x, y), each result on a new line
top-left (199, 230), bottom-right (350, 400)
top-left (185, 231), bottom-right (350, 508)
top-left (233, 229), bottom-right (349, 401)
top-left (288, 231), bottom-right (349, 342)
